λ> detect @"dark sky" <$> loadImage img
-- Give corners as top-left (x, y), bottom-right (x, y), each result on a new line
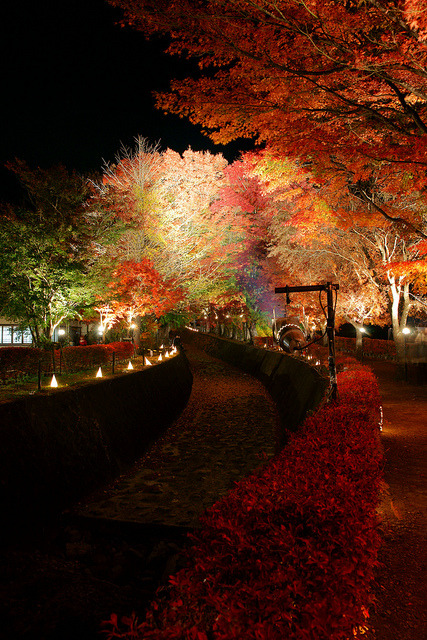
top-left (1, 0), bottom-right (252, 199)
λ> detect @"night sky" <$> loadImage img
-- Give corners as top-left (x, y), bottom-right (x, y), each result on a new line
top-left (1, 0), bottom-right (252, 199)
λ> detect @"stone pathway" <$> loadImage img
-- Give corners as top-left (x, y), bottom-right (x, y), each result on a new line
top-left (74, 345), bottom-right (279, 528)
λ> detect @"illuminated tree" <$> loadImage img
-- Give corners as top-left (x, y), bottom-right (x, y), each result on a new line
top-left (99, 141), bottom-right (241, 334)
top-left (0, 161), bottom-right (117, 346)
top-left (108, 0), bottom-right (427, 237)
top-left (267, 168), bottom-right (425, 359)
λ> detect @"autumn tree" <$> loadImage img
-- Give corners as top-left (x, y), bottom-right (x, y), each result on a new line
top-left (260, 152), bottom-right (425, 359)
top-left (208, 156), bottom-right (281, 335)
top-left (99, 140), bottom-right (243, 337)
top-left (107, 0), bottom-right (427, 238)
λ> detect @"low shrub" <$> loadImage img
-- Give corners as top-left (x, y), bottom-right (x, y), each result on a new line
top-left (59, 341), bottom-right (134, 372)
top-left (0, 346), bottom-right (52, 382)
top-left (103, 362), bottom-right (383, 640)
top-left (335, 336), bottom-right (396, 360)
top-left (0, 342), bottom-right (135, 380)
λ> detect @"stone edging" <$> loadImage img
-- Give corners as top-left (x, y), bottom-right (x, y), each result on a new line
top-left (181, 329), bottom-right (327, 444)
top-left (0, 351), bottom-right (193, 536)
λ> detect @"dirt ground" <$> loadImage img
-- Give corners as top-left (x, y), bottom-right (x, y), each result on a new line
top-left (0, 350), bottom-right (425, 640)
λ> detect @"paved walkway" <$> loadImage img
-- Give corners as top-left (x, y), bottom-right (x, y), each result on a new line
top-left (366, 361), bottom-right (427, 640)
top-left (75, 344), bottom-right (279, 528)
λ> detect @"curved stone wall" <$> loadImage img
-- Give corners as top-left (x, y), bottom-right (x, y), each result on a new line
top-left (181, 330), bottom-right (327, 443)
top-left (0, 352), bottom-right (193, 534)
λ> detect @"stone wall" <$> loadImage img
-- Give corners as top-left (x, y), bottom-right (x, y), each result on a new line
top-left (0, 352), bottom-right (192, 533)
top-left (181, 330), bottom-right (327, 444)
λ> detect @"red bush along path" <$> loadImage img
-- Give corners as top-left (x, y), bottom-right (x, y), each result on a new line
top-left (103, 359), bottom-right (383, 640)
top-left (0, 341), bottom-right (135, 382)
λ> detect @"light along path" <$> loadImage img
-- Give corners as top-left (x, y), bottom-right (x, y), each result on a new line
top-left (74, 343), bottom-right (279, 528)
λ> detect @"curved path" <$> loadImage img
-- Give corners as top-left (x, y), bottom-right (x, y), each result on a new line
top-left (367, 361), bottom-right (427, 640)
top-left (75, 343), bottom-right (279, 527)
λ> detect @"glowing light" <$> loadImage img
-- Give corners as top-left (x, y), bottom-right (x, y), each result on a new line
top-left (58, 329), bottom-right (66, 336)
top-left (127, 360), bottom-right (134, 370)
top-left (158, 353), bottom-right (163, 361)
top-left (98, 327), bottom-right (103, 335)
top-left (359, 327), bottom-right (366, 333)
top-left (130, 323), bottom-right (136, 329)
top-left (165, 351), bottom-right (170, 358)
top-left (96, 367), bottom-right (103, 378)
top-left (402, 327), bottom-right (411, 335)
top-left (144, 357), bottom-right (152, 366)
top-left (50, 374), bottom-right (58, 388)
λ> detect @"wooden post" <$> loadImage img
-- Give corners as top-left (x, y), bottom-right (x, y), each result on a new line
top-left (326, 282), bottom-right (338, 401)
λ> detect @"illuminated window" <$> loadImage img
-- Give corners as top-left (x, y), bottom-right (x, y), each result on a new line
top-left (0, 325), bottom-right (33, 345)
top-left (2, 326), bottom-right (12, 344)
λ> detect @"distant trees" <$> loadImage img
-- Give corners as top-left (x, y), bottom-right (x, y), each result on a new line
top-left (0, 161), bottom-right (118, 347)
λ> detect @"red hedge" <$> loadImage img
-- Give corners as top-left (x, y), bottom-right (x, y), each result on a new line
top-left (59, 341), bottom-right (134, 372)
top-left (335, 336), bottom-right (396, 359)
top-left (103, 362), bottom-right (383, 640)
top-left (0, 342), bottom-right (135, 381)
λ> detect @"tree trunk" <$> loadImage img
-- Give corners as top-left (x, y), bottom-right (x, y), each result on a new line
top-left (389, 276), bottom-right (411, 362)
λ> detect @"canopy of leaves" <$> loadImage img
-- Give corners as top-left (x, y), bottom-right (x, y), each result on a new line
top-left (108, 0), bottom-right (427, 236)
top-left (0, 161), bottom-right (117, 345)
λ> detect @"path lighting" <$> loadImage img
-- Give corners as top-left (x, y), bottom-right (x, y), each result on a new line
top-left (158, 353), bottom-right (163, 361)
top-left (96, 367), bottom-right (103, 378)
top-left (127, 360), bottom-right (134, 370)
top-left (50, 374), bottom-right (58, 388)
top-left (165, 351), bottom-right (170, 358)
top-left (144, 357), bottom-right (152, 366)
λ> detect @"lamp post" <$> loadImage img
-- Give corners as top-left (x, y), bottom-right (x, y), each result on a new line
top-left (402, 327), bottom-right (411, 382)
